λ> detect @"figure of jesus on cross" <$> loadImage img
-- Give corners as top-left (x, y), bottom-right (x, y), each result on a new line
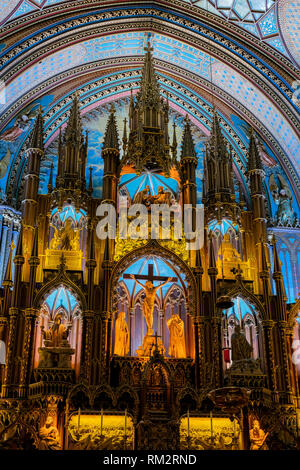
top-left (125, 264), bottom-right (176, 336)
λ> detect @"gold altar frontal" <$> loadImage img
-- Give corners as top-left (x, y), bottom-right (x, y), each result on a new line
top-left (180, 416), bottom-right (242, 450)
top-left (44, 248), bottom-right (83, 270)
top-left (68, 412), bottom-right (134, 450)
top-left (136, 333), bottom-right (166, 358)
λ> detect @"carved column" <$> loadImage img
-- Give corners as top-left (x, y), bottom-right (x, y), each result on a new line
top-left (1, 308), bottom-right (19, 397)
top-left (261, 320), bottom-right (276, 394)
top-left (79, 310), bottom-right (94, 384)
top-left (19, 308), bottom-right (39, 398)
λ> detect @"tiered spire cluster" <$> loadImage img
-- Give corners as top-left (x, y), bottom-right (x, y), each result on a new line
top-left (122, 43), bottom-right (172, 175)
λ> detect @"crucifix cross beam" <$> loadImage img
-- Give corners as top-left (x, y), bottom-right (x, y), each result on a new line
top-left (123, 263), bottom-right (177, 283)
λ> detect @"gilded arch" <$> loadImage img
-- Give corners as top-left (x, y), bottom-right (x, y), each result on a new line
top-left (110, 239), bottom-right (197, 318)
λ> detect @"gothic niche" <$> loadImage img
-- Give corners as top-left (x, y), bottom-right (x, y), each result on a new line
top-left (222, 297), bottom-right (265, 384)
top-left (33, 287), bottom-right (82, 376)
top-left (112, 256), bottom-right (193, 359)
top-left (45, 205), bottom-right (86, 270)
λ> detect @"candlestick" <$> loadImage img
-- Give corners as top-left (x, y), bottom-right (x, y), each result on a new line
top-left (100, 408), bottom-right (103, 436)
top-left (78, 408), bottom-right (81, 432)
top-left (210, 411), bottom-right (213, 442)
top-left (187, 409), bottom-right (190, 438)
top-left (125, 409), bottom-right (127, 436)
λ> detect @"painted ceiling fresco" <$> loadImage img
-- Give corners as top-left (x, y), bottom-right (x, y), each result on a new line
top-left (0, 0), bottom-right (298, 64)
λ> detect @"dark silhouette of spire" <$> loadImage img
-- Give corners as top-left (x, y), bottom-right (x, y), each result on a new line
top-left (29, 106), bottom-right (44, 150)
top-left (89, 228), bottom-right (95, 261)
top-left (272, 235), bottom-right (282, 274)
top-left (136, 41), bottom-right (160, 107)
top-left (64, 91), bottom-right (83, 144)
top-left (260, 239), bottom-right (268, 272)
top-left (103, 104), bottom-right (119, 151)
top-left (210, 108), bottom-right (227, 157)
top-left (103, 236), bottom-right (110, 262)
top-left (15, 226), bottom-right (23, 257)
top-left (247, 129), bottom-right (263, 172)
top-left (3, 241), bottom-right (14, 284)
top-left (31, 226), bottom-right (39, 258)
top-left (181, 116), bottom-right (196, 159)
top-left (209, 233), bottom-right (216, 268)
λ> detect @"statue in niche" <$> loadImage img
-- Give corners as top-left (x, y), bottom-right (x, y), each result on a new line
top-left (219, 233), bottom-right (241, 262)
top-left (60, 219), bottom-right (75, 250)
top-left (132, 185), bottom-right (171, 208)
top-left (50, 225), bottom-right (61, 249)
top-left (50, 220), bottom-right (83, 251)
top-left (231, 324), bottom-right (252, 361)
top-left (133, 185), bottom-right (151, 205)
top-left (249, 419), bottom-right (268, 450)
top-left (167, 314), bottom-right (186, 358)
top-left (38, 416), bottom-right (61, 450)
top-left (114, 311), bottom-right (129, 356)
top-left (268, 174), bottom-right (294, 224)
top-left (130, 275), bottom-right (172, 335)
top-left (152, 186), bottom-right (171, 205)
top-left (41, 313), bottom-right (71, 348)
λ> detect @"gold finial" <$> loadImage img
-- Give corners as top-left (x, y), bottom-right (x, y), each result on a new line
top-left (10, 240), bottom-right (15, 251)
top-left (144, 40), bottom-right (153, 53)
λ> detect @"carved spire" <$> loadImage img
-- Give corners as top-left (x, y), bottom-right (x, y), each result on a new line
top-left (122, 117), bottom-right (128, 153)
top-left (272, 234), bottom-right (282, 274)
top-left (15, 226), bottom-right (23, 257)
top-left (30, 226), bottom-right (39, 258)
top-left (208, 233), bottom-right (216, 269)
top-left (48, 162), bottom-right (54, 193)
top-left (247, 129), bottom-right (263, 172)
top-left (88, 228), bottom-right (95, 261)
top-left (136, 41), bottom-right (160, 107)
top-left (29, 106), bottom-right (44, 151)
top-left (181, 115), bottom-right (196, 159)
top-left (3, 241), bottom-right (14, 284)
top-left (64, 91), bottom-right (83, 144)
top-left (103, 104), bottom-right (119, 151)
top-left (260, 238), bottom-right (268, 272)
top-left (209, 108), bottom-right (227, 157)
top-left (171, 122), bottom-right (177, 160)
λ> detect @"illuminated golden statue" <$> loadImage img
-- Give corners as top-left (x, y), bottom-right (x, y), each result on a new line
top-left (130, 275), bottom-right (172, 335)
top-left (114, 311), bottom-right (129, 356)
top-left (249, 419), bottom-right (268, 450)
top-left (152, 186), bottom-right (171, 205)
top-left (38, 416), bottom-right (61, 450)
top-left (60, 219), bottom-right (75, 250)
top-left (41, 314), bottom-right (71, 348)
top-left (167, 314), bottom-right (186, 358)
top-left (231, 325), bottom-right (252, 361)
top-left (50, 225), bottom-right (60, 249)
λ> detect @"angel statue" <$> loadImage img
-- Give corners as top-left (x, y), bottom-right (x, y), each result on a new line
top-left (268, 174), bottom-right (294, 224)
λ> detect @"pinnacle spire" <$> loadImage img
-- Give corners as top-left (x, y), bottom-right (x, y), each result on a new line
top-left (88, 166), bottom-right (93, 195)
top-left (209, 108), bottom-right (227, 157)
top-left (180, 115), bottom-right (196, 159)
top-left (248, 129), bottom-right (263, 172)
top-left (3, 240), bottom-right (14, 283)
top-left (89, 228), bottom-right (95, 261)
top-left (103, 104), bottom-right (120, 151)
top-left (31, 226), bottom-right (39, 258)
top-left (136, 41), bottom-right (160, 107)
top-left (64, 91), bottom-right (83, 143)
top-left (29, 106), bottom-right (44, 150)
top-left (272, 234), bottom-right (282, 274)
top-left (260, 239), bottom-right (268, 272)
top-left (15, 226), bottom-right (23, 257)
top-left (48, 162), bottom-right (54, 193)
top-left (209, 233), bottom-right (216, 268)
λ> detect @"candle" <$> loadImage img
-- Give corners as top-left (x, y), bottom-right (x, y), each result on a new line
top-left (210, 411), bottom-right (213, 441)
top-left (125, 409), bottom-right (127, 437)
top-left (78, 408), bottom-right (81, 432)
top-left (187, 409), bottom-right (190, 438)
top-left (101, 408), bottom-right (103, 436)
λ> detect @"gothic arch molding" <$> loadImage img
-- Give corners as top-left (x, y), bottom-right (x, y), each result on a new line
top-left (110, 239), bottom-right (197, 318)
